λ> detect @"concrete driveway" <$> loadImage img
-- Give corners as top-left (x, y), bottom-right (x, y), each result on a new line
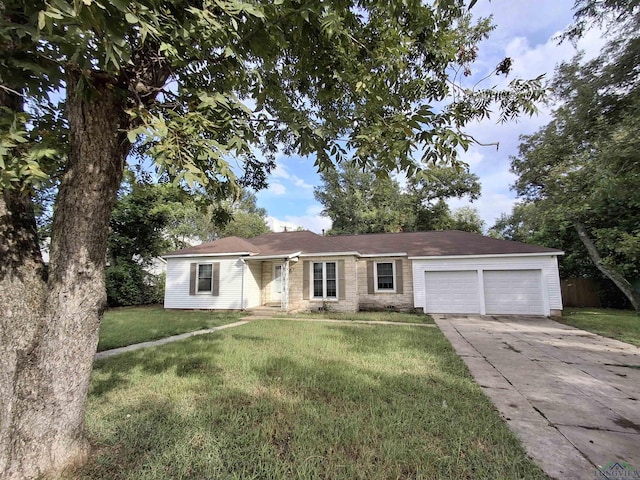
top-left (435, 315), bottom-right (640, 480)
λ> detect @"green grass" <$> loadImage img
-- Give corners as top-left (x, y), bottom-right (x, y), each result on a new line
top-left (71, 320), bottom-right (547, 479)
top-left (276, 310), bottom-right (435, 324)
top-left (98, 305), bottom-right (243, 352)
top-left (557, 308), bottom-right (640, 347)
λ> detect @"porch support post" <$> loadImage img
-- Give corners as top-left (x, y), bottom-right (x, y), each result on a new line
top-left (282, 258), bottom-right (289, 311)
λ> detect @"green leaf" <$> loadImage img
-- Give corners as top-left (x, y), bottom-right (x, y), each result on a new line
top-left (127, 130), bottom-right (138, 143)
top-left (38, 10), bottom-right (46, 30)
top-left (125, 13), bottom-right (139, 24)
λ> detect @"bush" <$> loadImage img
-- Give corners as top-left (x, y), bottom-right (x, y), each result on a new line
top-left (148, 272), bottom-right (166, 304)
top-left (106, 263), bottom-right (164, 307)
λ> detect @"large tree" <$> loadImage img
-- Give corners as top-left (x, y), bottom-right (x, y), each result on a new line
top-left (405, 166), bottom-right (481, 231)
top-left (315, 163), bottom-right (481, 234)
top-left (509, 1), bottom-right (640, 310)
top-left (314, 163), bottom-right (412, 234)
top-left (0, 1), bottom-right (544, 477)
top-left (105, 179), bottom-right (181, 306)
top-left (162, 188), bottom-right (270, 248)
top-left (489, 203), bottom-right (601, 280)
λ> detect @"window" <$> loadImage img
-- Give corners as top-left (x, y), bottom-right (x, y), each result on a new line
top-left (197, 264), bottom-right (213, 293)
top-left (375, 262), bottom-right (395, 291)
top-left (312, 261), bottom-right (338, 299)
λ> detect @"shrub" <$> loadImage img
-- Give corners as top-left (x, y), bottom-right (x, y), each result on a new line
top-left (106, 263), bottom-right (164, 307)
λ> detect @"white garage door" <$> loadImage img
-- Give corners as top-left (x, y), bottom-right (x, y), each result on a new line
top-left (424, 271), bottom-right (480, 314)
top-left (484, 270), bottom-right (544, 315)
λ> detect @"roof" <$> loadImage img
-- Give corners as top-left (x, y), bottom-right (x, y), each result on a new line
top-left (163, 236), bottom-right (260, 257)
top-left (247, 231), bottom-right (353, 255)
top-left (163, 230), bottom-right (562, 258)
top-left (334, 231), bottom-right (563, 257)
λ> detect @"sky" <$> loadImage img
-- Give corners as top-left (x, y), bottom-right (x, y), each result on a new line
top-left (256, 0), bottom-right (608, 234)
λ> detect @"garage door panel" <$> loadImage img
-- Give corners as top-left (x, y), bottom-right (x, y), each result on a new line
top-left (484, 270), bottom-right (544, 315)
top-left (424, 271), bottom-right (480, 314)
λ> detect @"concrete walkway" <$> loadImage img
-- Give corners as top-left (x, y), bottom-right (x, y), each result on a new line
top-left (94, 320), bottom-right (251, 360)
top-left (435, 315), bottom-right (640, 480)
top-left (95, 316), bottom-right (434, 361)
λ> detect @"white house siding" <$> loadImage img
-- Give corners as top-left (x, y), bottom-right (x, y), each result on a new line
top-left (164, 256), bottom-right (259, 309)
top-left (412, 255), bottom-right (562, 316)
top-left (244, 262), bottom-right (262, 308)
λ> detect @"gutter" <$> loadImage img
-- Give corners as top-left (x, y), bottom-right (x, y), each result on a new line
top-left (408, 252), bottom-right (565, 260)
top-left (162, 251), bottom-right (255, 259)
top-left (243, 252), bottom-right (302, 261)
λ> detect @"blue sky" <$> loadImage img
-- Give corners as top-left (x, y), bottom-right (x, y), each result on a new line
top-left (256, 0), bottom-right (607, 233)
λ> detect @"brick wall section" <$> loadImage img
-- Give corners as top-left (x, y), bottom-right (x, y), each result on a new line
top-left (357, 257), bottom-right (414, 311)
top-left (259, 256), bottom-right (413, 312)
top-left (288, 256), bottom-right (359, 313)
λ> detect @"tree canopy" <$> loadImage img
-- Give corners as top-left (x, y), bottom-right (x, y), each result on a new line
top-left (1, 0), bottom-right (545, 197)
top-left (163, 187), bottom-right (270, 248)
top-left (0, 1), bottom-right (547, 477)
top-left (315, 162), bottom-right (482, 234)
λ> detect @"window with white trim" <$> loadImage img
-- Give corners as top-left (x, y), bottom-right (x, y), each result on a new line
top-left (197, 264), bottom-right (213, 293)
top-left (375, 261), bottom-right (395, 291)
top-left (312, 261), bottom-right (337, 299)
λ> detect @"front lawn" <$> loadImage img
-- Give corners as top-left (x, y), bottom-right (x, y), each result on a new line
top-left (98, 305), bottom-right (243, 352)
top-left (558, 308), bottom-right (640, 347)
top-left (73, 320), bottom-right (547, 479)
top-left (276, 310), bottom-right (435, 324)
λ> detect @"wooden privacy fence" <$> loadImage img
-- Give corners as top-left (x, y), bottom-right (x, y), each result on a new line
top-left (561, 278), bottom-right (601, 308)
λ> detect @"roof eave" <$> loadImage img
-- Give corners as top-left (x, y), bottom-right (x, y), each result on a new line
top-left (163, 251), bottom-right (255, 259)
top-left (298, 251), bottom-right (361, 257)
top-left (244, 252), bottom-right (303, 260)
top-left (408, 251), bottom-right (564, 260)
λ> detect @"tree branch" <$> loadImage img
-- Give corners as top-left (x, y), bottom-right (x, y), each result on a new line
top-left (574, 222), bottom-right (640, 311)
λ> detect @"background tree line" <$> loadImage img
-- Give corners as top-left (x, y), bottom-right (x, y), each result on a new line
top-left (315, 163), bottom-right (485, 235)
top-left (490, 0), bottom-right (640, 310)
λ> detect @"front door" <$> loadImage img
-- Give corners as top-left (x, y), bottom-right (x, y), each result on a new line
top-left (271, 264), bottom-right (282, 303)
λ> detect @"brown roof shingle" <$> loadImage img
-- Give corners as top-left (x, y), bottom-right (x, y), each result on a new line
top-left (333, 231), bottom-right (562, 256)
top-left (247, 231), bottom-right (353, 255)
top-left (163, 230), bottom-right (562, 258)
top-left (163, 236), bottom-right (260, 257)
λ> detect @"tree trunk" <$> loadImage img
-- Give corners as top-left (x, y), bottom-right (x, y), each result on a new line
top-left (0, 189), bottom-right (48, 480)
top-left (574, 222), bottom-right (640, 312)
top-left (0, 71), bottom-right (130, 479)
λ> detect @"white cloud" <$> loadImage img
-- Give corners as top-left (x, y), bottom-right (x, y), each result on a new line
top-left (268, 182), bottom-right (286, 195)
top-left (266, 216), bottom-right (300, 232)
top-left (304, 204), bottom-right (324, 216)
top-left (267, 215), bottom-right (332, 234)
top-left (459, 149), bottom-right (485, 169)
top-left (271, 161), bottom-right (314, 190)
top-left (266, 205), bottom-right (332, 234)
top-left (449, 148), bottom-right (522, 230)
top-left (448, 192), bottom-right (517, 232)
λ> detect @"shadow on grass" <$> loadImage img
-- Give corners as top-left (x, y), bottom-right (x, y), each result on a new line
top-left (76, 325), bottom-right (547, 480)
top-left (90, 334), bottom-right (224, 397)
